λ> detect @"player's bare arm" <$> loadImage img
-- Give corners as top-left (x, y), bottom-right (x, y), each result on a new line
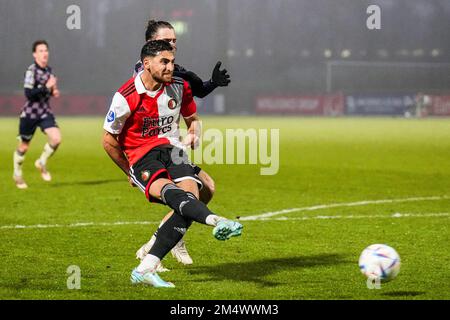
top-left (183, 112), bottom-right (201, 149)
top-left (102, 130), bottom-right (130, 176)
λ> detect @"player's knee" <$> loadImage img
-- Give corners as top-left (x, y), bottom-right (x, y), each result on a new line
top-left (50, 136), bottom-right (61, 148)
top-left (18, 143), bottom-right (30, 154)
top-left (200, 172), bottom-right (215, 195)
top-left (206, 179), bottom-right (216, 196)
top-left (17, 146), bottom-right (29, 154)
top-left (200, 179), bottom-right (215, 204)
top-left (161, 183), bottom-right (189, 207)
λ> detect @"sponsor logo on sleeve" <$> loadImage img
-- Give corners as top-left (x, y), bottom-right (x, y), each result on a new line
top-left (107, 110), bottom-right (115, 122)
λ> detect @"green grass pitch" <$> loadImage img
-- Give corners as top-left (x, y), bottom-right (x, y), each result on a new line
top-left (0, 116), bottom-right (449, 300)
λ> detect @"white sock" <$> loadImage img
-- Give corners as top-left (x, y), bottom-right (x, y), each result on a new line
top-left (13, 151), bottom-right (25, 177)
top-left (205, 215), bottom-right (226, 227)
top-left (39, 143), bottom-right (56, 166)
top-left (136, 254), bottom-right (161, 273)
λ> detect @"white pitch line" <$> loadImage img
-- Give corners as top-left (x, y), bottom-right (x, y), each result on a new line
top-left (251, 212), bottom-right (450, 221)
top-left (1, 196), bottom-right (449, 231)
top-left (0, 221), bottom-right (160, 230)
top-left (239, 195), bottom-right (449, 221)
top-left (1, 213), bottom-right (449, 231)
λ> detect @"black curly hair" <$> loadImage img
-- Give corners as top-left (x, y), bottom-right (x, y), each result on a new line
top-left (145, 20), bottom-right (174, 42)
top-left (140, 40), bottom-right (174, 61)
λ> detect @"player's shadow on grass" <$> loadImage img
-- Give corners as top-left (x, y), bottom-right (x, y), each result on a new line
top-left (381, 291), bottom-right (425, 297)
top-left (49, 179), bottom-right (125, 187)
top-left (188, 254), bottom-right (349, 287)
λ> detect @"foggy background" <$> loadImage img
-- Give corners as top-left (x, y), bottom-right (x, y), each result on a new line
top-left (1, 0), bottom-right (449, 114)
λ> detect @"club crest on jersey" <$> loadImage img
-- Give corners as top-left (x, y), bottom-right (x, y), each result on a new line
top-left (141, 170), bottom-right (151, 182)
top-left (168, 98), bottom-right (177, 110)
top-left (107, 110), bottom-right (115, 122)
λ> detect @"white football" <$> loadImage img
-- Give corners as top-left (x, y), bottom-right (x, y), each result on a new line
top-left (359, 244), bottom-right (401, 282)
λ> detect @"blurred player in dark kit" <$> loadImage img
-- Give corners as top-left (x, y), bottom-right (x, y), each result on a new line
top-left (13, 40), bottom-right (61, 189)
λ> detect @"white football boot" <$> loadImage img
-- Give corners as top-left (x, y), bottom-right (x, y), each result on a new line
top-left (13, 175), bottom-right (28, 189)
top-left (35, 159), bottom-right (51, 182)
top-left (171, 239), bottom-right (193, 265)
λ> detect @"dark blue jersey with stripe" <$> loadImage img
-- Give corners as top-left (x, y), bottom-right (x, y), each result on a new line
top-left (134, 60), bottom-right (216, 99)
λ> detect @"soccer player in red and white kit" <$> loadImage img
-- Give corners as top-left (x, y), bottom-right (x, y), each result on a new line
top-left (102, 40), bottom-right (242, 288)
top-left (134, 20), bottom-right (230, 270)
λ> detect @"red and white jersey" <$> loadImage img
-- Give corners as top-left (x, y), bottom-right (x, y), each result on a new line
top-left (103, 71), bottom-right (196, 166)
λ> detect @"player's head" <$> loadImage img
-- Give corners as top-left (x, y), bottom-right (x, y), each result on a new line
top-left (145, 19), bottom-right (177, 51)
top-left (32, 40), bottom-right (49, 67)
top-left (141, 40), bottom-right (175, 83)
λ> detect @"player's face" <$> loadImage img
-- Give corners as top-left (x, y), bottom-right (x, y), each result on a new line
top-left (153, 28), bottom-right (177, 51)
top-left (145, 50), bottom-right (175, 83)
top-left (33, 44), bottom-right (49, 67)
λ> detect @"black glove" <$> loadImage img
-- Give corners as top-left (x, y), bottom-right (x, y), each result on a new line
top-left (211, 61), bottom-right (230, 87)
top-left (184, 71), bottom-right (203, 89)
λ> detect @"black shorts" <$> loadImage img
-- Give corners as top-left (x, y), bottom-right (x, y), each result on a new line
top-left (18, 114), bottom-right (58, 142)
top-left (129, 145), bottom-right (202, 203)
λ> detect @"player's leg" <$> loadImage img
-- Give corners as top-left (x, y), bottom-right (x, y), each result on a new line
top-left (135, 210), bottom-right (175, 270)
top-left (136, 167), bottom-right (216, 263)
top-left (132, 147), bottom-right (242, 287)
top-left (129, 159), bottom-right (171, 270)
top-left (166, 178), bottom-right (202, 265)
top-left (134, 177), bottom-right (242, 287)
top-left (197, 168), bottom-right (215, 204)
top-left (13, 140), bottom-right (31, 189)
top-left (136, 208), bottom-right (194, 265)
top-left (164, 164), bottom-right (210, 264)
top-left (163, 156), bottom-right (240, 241)
top-left (132, 177), bottom-right (186, 287)
top-left (136, 166), bottom-right (213, 261)
top-left (163, 158), bottom-right (239, 238)
top-left (13, 117), bottom-right (37, 189)
top-left (136, 178), bottom-right (201, 276)
top-left (150, 177), bottom-right (242, 245)
top-left (130, 151), bottom-right (184, 286)
top-left (36, 117), bottom-right (61, 181)
top-left (165, 179), bottom-right (200, 265)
